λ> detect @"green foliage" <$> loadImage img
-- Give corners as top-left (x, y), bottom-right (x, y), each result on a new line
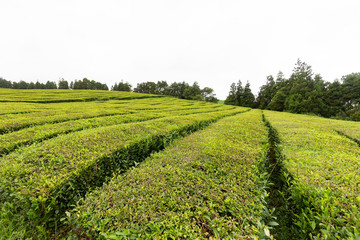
top-left (2, 88), bottom-right (359, 238)
top-left (183, 82), bottom-right (203, 100)
top-left (72, 78), bottom-right (109, 90)
top-left (0, 98), bottom-right (235, 155)
top-left (133, 81), bottom-right (157, 94)
top-left (155, 80), bottom-right (168, 95)
top-left (0, 90), bottom-right (248, 238)
top-left (342, 72), bottom-right (360, 110)
top-left (111, 80), bottom-right (132, 92)
top-left (45, 81), bottom-right (57, 89)
top-left (267, 87), bottom-right (287, 111)
top-left (256, 75), bottom-right (276, 109)
top-left (134, 81), bottom-right (219, 103)
top-left (58, 78), bottom-right (69, 89)
top-left (0, 88), bottom-right (160, 103)
top-left (256, 59), bottom-right (360, 120)
top-left (225, 80), bottom-right (255, 107)
top-left (68, 110), bottom-right (268, 239)
top-left (0, 77), bottom-right (12, 88)
top-left (264, 110), bottom-right (360, 239)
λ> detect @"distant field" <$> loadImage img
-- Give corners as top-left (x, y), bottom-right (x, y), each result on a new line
top-left (0, 88), bottom-right (161, 103)
top-left (0, 89), bottom-right (359, 239)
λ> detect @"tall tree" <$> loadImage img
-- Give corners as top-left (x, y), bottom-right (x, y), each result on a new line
top-left (0, 78), bottom-right (12, 88)
top-left (256, 75), bottom-right (276, 109)
top-left (183, 82), bottom-right (203, 100)
top-left (58, 78), bottom-right (69, 89)
top-left (45, 81), bottom-right (57, 89)
top-left (201, 87), bottom-right (218, 103)
top-left (225, 80), bottom-right (255, 107)
top-left (325, 80), bottom-right (344, 117)
top-left (242, 81), bottom-right (255, 107)
top-left (235, 80), bottom-right (244, 106)
top-left (341, 73), bottom-right (360, 110)
top-left (112, 80), bottom-right (132, 92)
top-left (268, 87), bottom-right (287, 111)
top-left (224, 83), bottom-right (237, 105)
top-left (12, 81), bottom-right (29, 89)
top-left (167, 82), bottom-right (189, 99)
top-left (155, 81), bottom-right (168, 95)
top-left (73, 78), bottom-right (108, 90)
top-left (134, 82), bottom-right (157, 94)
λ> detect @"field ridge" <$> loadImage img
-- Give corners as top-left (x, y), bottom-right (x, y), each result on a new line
top-left (1, 108), bottom-right (246, 238)
top-left (336, 130), bottom-right (360, 148)
top-left (261, 114), bottom-right (297, 239)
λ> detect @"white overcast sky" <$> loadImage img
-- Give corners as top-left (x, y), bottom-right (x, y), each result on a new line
top-left (1, 0), bottom-right (359, 99)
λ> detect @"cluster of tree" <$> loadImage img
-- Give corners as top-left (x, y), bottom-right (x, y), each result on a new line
top-left (224, 59), bottom-right (360, 121)
top-left (2, 77), bottom-right (218, 103)
top-left (224, 81), bottom-right (255, 107)
top-left (130, 81), bottom-right (218, 102)
top-left (111, 80), bottom-right (132, 92)
top-left (0, 78), bottom-right (109, 90)
top-left (70, 78), bottom-right (108, 90)
top-left (0, 78), bottom-right (58, 89)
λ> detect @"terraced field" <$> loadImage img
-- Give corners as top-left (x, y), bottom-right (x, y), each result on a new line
top-left (0, 89), bottom-right (359, 239)
top-left (263, 111), bottom-right (360, 239)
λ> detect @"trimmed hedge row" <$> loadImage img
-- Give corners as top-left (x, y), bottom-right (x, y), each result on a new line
top-left (67, 110), bottom-right (268, 239)
top-left (0, 89), bottom-right (162, 103)
top-left (262, 112), bottom-right (360, 143)
top-left (0, 110), bottom-right (129, 134)
top-left (264, 111), bottom-right (360, 239)
top-left (0, 112), bottom-right (163, 156)
top-left (0, 98), bottom-right (229, 134)
top-left (0, 96), bottom-right (224, 121)
top-left (0, 106), bottom-right (235, 156)
top-left (0, 108), bottom-right (246, 238)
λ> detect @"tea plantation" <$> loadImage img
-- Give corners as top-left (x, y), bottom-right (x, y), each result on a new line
top-left (0, 89), bottom-right (359, 239)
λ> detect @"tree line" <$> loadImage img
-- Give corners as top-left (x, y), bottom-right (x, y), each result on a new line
top-left (0, 77), bottom-right (218, 103)
top-left (0, 78), bottom-right (109, 90)
top-left (225, 59), bottom-right (360, 121)
top-left (114, 80), bottom-right (218, 103)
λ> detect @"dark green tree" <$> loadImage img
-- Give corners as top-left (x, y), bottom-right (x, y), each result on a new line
top-left (12, 81), bottom-right (29, 89)
top-left (341, 73), bottom-right (360, 110)
top-left (28, 82), bottom-right (36, 89)
top-left (325, 80), bottom-right (345, 117)
top-left (256, 75), bottom-right (275, 109)
top-left (35, 81), bottom-right (45, 89)
top-left (155, 81), bottom-right (168, 95)
top-left (58, 78), bottom-right (69, 89)
top-left (242, 81), bottom-right (255, 107)
top-left (112, 80), bottom-right (132, 92)
top-left (201, 87), bottom-right (218, 103)
top-left (268, 87), bottom-right (287, 111)
top-left (167, 82), bottom-right (189, 99)
top-left (73, 78), bottom-right (108, 90)
top-left (225, 80), bottom-right (255, 107)
top-left (0, 78), bottom-right (12, 88)
top-left (134, 82), bottom-right (157, 94)
top-left (183, 82), bottom-right (203, 100)
top-left (45, 81), bottom-right (57, 89)
top-left (224, 83), bottom-right (237, 105)
top-left (235, 80), bottom-right (244, 106)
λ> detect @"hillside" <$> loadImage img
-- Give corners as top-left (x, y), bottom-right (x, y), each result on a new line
top-left (0, 89), bottom-right (359, 239)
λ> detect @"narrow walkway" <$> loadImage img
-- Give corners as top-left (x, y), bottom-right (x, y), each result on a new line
top-left (262, 114), bottom-right (297, 239)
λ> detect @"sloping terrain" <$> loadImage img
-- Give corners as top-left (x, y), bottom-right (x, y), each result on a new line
top-left (1, 89), bottom-right (359, 239)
